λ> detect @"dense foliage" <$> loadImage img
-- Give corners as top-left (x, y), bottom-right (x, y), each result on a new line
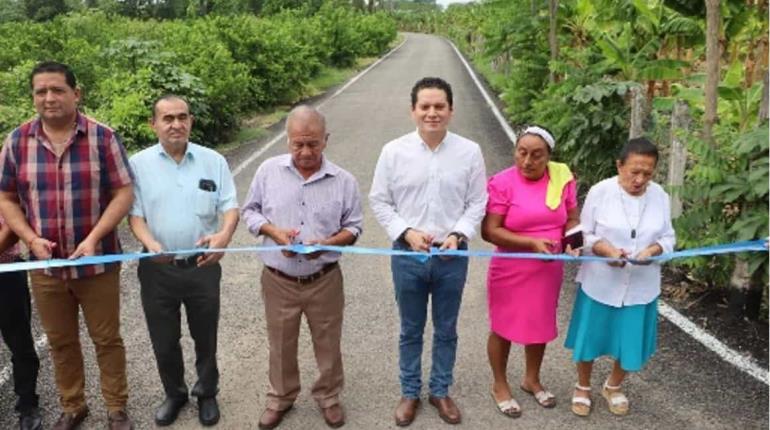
top-left (396, 0), bottom-right (768, 317)
top-left (0, 6), bottom-right (396, 148)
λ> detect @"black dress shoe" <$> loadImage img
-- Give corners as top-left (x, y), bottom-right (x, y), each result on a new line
top-left (198, 397), bottom-right (220, 426)
top-left (155, 397), bottom-right (188, 426)
top-left (19, 407), bottom-right (42, 430)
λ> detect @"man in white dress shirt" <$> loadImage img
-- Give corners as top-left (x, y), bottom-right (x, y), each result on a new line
top-left (369, 77), bottom-right (487, 426)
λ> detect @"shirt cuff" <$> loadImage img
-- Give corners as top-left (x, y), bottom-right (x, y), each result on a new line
top-left (386, 219), bottom-right (410, 242)
top-left (244, 215), bottom-right (268, 237)
top-left (451, 219), bottom-right (476, 241)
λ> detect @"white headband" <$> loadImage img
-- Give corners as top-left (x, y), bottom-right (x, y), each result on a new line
top-left (519, 126), bottom-right (555, 149)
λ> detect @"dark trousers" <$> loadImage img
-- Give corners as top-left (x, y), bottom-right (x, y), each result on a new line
top-left (138, 259), bottom-right (221, 400)
top-left (0, 268), bottom-right (40, 413)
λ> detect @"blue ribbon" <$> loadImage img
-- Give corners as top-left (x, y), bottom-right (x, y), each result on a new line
top-left (1, 239), bottom-right (766, 274)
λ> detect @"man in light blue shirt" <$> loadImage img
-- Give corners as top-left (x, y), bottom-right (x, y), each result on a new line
top-left (128, 95), bottom-right (239, 427)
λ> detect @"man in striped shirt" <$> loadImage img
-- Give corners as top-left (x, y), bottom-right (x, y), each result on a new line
top-left (242, 105), bottom-right (363, 429)
top-left (0, 61), bottom-right (135, 430)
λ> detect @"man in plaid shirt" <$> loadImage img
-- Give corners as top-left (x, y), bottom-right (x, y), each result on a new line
top-left (0, 61), bottom-right (135, 430)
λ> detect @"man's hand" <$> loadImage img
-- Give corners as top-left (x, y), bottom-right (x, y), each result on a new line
top-left (404, 228), bottom-right (433, 252)
top-left (29, 237), bottom-right (56, 260)
top-left (195, 230), bottom-right (233, 267)
top-left (145, 240), bottom-right (172, 263)
top-left (261, 224), bottom-right (300, 258)
top-left (69, 237), bottom-right (96, 259)
top-left (302, 239), bottom-right (327, 260)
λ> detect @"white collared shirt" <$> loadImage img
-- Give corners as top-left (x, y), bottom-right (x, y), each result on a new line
top-left (576, 176), bottom-right (676, 307)
top-left (369, 130), bottom-right (487, 242)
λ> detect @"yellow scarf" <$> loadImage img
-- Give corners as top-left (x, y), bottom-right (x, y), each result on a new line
top-left (546, 161), bottom-right (573, 210)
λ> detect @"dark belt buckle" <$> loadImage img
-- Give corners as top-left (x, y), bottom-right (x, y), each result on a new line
top-left (172, 253), bottom-right (200, 269)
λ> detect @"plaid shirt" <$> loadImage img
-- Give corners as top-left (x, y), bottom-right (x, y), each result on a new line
top-left (0, 113), bottom-right (133, 279)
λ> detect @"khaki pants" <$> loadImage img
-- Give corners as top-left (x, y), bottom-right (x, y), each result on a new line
top-left (261, 265), bottom-right (344, 411)
top-left (30, 268), bottom-right (128, 414)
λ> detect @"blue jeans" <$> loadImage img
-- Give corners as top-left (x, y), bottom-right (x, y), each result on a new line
top-left (391, 241), bottom-right (469, 399)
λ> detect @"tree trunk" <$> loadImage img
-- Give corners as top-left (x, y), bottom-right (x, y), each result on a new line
top-left (703, 0), bottom-right (721, 148)
top-left (667, 100), bottom-right (691, 219)
top-left (548, 0), bottom-right (559, 83)
top-left (628, 86), bottom-right (648, 139)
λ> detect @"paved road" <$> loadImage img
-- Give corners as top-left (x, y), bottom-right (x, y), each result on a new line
top-left (1, 33), bottom-right (768, 430)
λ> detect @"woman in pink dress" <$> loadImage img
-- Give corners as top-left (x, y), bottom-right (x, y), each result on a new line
top-left (481, 126), bottom-right (579, 417)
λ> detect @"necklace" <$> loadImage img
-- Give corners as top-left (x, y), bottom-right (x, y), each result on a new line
top-left (619, 191), bottom-right (646, 239)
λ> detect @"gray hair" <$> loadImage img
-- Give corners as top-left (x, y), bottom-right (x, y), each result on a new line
top-left (286, 105), bottom-right (326, 132)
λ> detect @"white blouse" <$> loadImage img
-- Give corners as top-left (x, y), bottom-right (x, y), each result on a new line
top-left (576, 176), bottom-right (676, 307)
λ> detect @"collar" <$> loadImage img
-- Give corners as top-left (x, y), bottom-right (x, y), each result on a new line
top-left (157, 142), bottom-right (195, 161)
top-left (28, 112), bottom-right (88, 138)
top-left (279, 154), bottom-right (338, 180)
top-left (414, 129), bottom-right (450, 152)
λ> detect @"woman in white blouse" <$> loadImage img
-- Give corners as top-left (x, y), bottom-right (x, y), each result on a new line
top-left (564, 137), bottom-right (676, 417)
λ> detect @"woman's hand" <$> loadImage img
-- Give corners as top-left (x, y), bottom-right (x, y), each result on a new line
top-left (564, 244), bottom-right (581, 257)
top-left (630, 243), bottom-right (663, 265)
top-left (529, 237), bottom-right (558, 254)
top-left (593, 240), bottom-right (627, 267)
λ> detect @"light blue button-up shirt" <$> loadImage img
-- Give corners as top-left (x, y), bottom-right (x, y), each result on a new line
top-left (129, 142), bottom-right (238, 252)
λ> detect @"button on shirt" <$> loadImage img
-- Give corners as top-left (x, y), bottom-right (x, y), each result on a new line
top-left (0, 113), bottom-right (133, 279)
top-left (129, 143), bottom-right (238, 253)
top-left (369, 130), bottom-right (487, 242)
top-left (576, 177), bottom-right (676, 307)
top-left (241, 154), bottom-right (363, 277)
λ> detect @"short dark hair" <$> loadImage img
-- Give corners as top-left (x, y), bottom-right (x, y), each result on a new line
top-left (151, 94), bottom-right (190, 119)
top-left (411, 77), bottom-right (453, 108)
top-left (618, 137), bottom-right (659, 164)
top-left (30, 61), bottom-right (77, 90)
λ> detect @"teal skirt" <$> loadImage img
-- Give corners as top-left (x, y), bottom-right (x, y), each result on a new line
top-left (564, 285), bottom-right (657, 372)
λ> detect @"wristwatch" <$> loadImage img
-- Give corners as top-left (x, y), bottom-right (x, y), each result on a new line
top-left (448, 231), bottom-right (467, 244)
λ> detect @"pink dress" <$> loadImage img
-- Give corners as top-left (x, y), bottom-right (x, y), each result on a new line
top-left (486, 166), bottom-right (577, 345)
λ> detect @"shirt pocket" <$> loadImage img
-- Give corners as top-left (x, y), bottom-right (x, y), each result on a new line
top-left (195, 189), bottom-right (217, 219)
top-left (312, 201), bottom-right (342, 233)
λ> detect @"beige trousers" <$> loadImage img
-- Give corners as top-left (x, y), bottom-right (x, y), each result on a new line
top-left (261, 265), bottom-right (344, 411)
top-left (30, 268), bottom-right (128, 414)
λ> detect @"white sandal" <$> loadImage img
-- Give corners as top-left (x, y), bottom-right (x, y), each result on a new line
top-left (491, 393), bottom-right (521, 418)
top-left (601, 380), bottom-right (629, 415)
top-left (571, 383), bottom-right (592, 417)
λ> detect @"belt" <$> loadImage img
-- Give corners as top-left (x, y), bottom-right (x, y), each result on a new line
top-left (266, 262), bottom-right (338, 285)
top-left (170, 253), bottom-right (203, 269)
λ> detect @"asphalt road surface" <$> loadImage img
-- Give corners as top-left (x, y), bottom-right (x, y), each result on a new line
top-left (1, 33), bottom-right (767, 430)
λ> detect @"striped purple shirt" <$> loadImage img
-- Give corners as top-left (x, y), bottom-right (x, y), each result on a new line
top-left (0, 113), bottom-right (133, 279)
top-left (242, 154), bottom-right (363, 276)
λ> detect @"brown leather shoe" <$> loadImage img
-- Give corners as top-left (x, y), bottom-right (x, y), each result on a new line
top-left (394, 397), bottom-right (420, 427)
top-left (321, 404), bottom-right (345, 428)
top-left (52, 407), bottom-right (88, 430)
top-left (107, 410), bottom-right (134, 430)
top-left (428, 396), bottom-right (461, 424)
top-left (258, 406), bottom-right (292, 430)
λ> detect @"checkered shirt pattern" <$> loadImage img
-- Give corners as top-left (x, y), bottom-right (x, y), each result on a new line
top-left (0, 113), bottom-right (133, 279)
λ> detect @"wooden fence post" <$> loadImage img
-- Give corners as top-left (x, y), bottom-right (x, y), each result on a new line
top-left (667, 100), bottom-right (691, 219)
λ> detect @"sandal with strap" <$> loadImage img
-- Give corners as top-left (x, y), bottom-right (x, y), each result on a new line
top-left (601, 380), bottom-right (629, 416)
top-left (520, 385), bottom-right (556, 408)
top-left (491, 393), bottom-right (521, 418)
top-left (571, 383), bottom-right (592, 417)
